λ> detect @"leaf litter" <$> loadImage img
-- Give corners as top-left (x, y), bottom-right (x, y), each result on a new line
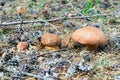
top-left (0, 0), bottom-right (120, 80)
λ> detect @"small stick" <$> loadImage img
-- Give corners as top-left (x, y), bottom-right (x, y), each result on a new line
top-left (0, 13), bottom-right (120, 26)
top-left (21, 71), bottom-right (42, 79)
top-left (19, 48), bottom-right (67, 61)
top-left (38, 19), bottom-right (62, 34)
top-left (4, 68), bottom-right (42, 79)
top-left (66, 0), bottom-right (83, 16)
top-left (36, 48), bottom-right (67, 57)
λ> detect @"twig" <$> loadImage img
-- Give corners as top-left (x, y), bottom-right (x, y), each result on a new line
top-left (19, 48), bottom-right (66, 61)
top-left (39, 19), bottom-right (62, 34)
top-left (36, 48), bottom-right (67, 57)
top-left (21, 71), bottom-right (42, 79)
top-left (62, 8), bottom-right (73, 20)
top-left (4, 68), bottom-right (42, 79)
top-left (68, 13), bottom-right (120, 19)
top-left (0, 13), bottom-right (120, 26)
top-left (66, 0), bottom-right (83, 16)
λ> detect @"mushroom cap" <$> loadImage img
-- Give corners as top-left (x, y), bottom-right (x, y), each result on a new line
top-left (72, 26), bottom-right (107, 45)
top-left (41, 33), bottom-right (62, 46)
top-left (17, 42), bottom-right (28, 50)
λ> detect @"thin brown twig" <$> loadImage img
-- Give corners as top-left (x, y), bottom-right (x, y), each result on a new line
top-left (36, 48), bottom-right (67, 57)
top-left (0, 13), bottom-right (120, 26)
top-left (19, 48), bottom-right (66, 61)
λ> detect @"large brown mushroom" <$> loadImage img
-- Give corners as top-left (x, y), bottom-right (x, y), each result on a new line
top-left (72, 26), bottom-right (107, 50)
top-left (41, 33), bottom-right (62, 50)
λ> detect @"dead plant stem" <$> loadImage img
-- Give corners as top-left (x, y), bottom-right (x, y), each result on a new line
top-left (0, 13), bottom-right (120, 26)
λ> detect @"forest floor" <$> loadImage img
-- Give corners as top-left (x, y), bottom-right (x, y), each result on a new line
top-left (0, 0), bottom-right (120, 80)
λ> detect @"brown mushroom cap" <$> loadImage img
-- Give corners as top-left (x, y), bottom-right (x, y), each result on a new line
top-left (17, 42), bottom-right (28, 50)
top-left (72, 26), bottom-right (107, 46)
top-left (41, 33), bottom-right (62, 46)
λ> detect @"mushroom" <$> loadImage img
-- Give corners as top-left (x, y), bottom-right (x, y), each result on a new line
top-left (41, 33), bottom-right (62, 50)
top-left (72, 26), bottom-right (107, 50)
top-left (17, 42), bottom-right (28, 50)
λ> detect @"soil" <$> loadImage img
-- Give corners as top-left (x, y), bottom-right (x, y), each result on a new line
top-left (0, 0), bottom-right (120, 80)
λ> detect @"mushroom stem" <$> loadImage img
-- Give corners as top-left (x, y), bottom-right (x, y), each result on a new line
top-left (45, 46), bottom-right (59, 51)
top-left (84, 45), bottom-right (98, 51)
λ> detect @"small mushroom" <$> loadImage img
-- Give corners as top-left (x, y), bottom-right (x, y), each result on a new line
top-left (72, 26), bottom-right (107, 50)
top-left (41, 33), bottom-right (62, 50)
top-left (17, 42), bottom-right (28, 50)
